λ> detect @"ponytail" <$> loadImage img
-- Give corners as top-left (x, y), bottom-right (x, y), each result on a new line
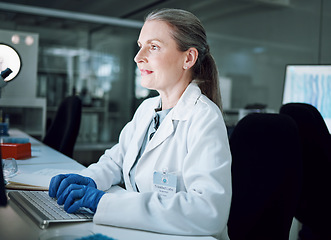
top-left (193, 51), bottom-right (222, 112)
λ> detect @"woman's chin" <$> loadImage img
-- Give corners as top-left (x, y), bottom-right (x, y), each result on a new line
top-left (140, 81), bottom-right (156, 91)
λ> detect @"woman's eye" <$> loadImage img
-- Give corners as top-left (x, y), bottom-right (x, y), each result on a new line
top-left (151, 45), bottom-right (159, 50)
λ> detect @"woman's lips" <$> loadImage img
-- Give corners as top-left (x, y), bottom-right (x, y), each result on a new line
top-left (140, 69), bottom-right (153, 76)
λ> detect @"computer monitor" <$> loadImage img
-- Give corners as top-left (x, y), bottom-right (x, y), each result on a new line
top-left (282, 65), bottom-right (331, 133)
top-left (0, 148), bottom-right (8, 206)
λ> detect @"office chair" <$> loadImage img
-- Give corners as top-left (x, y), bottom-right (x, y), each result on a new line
top-left (227, 113), bottom-right (303, 240)
top-left (280, 103), bottom-right (331, 240)
top-left (43, 95), bottom-right (82, 158)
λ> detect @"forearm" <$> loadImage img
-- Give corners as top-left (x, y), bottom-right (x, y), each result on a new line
top-left (94, 188), bottom-right (230, 237)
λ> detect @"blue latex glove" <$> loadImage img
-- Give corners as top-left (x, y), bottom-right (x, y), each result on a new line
top-left (57, 184), bottom-right (105, 213)
top-left (49, 174), bottom-right (96, 198)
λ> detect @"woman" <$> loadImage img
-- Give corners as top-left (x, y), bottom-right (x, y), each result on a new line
top-left (49, 8), bottom-right (232, 239)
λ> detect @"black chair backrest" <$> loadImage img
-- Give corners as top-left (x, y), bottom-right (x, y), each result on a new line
top-left (43, 95), bottom-right (82, 158)
top-left (280, 103), bottom-right (331, 237)
top-left (227, 113), bottom-right (303, 240)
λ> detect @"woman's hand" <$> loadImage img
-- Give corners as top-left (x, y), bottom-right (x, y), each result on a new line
top-left (57, 184), bottom-right (105, 213)
top-left (49, 174), bottom-right (96, 198)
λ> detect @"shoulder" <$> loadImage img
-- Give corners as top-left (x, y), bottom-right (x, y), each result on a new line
top-left (190, 94), bottom-right (225, 132)
top-left (196, 94), bottom-right (222, 117)
top-left (188, 86), bottom-right (224, 125)
top-left (172, 82), bottom-right (221, 121)
top-left (173, 82), bottom-right (226, 134)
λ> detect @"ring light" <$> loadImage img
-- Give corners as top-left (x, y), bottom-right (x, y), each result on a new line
top-left (0, 43), bottom-right (22, 82)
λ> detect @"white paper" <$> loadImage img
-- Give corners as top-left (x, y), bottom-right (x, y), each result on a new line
top-left (9, 168), bottom-right (80, 187)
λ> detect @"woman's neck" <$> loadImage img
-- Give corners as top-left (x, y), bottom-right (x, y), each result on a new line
top-left (159, 82), bottom-right (189, 110)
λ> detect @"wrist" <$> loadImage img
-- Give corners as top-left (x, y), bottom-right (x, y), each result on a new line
top-left (88, 177), bottom-right (97, 188)
top-left (91, 190), bottom-right (105, 213)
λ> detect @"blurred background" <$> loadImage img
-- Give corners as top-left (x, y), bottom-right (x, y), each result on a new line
top-left (0, 0), bottom-right (329, 165)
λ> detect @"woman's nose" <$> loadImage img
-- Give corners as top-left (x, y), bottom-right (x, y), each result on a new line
top-left (134, 48), bottom-right (147, 63)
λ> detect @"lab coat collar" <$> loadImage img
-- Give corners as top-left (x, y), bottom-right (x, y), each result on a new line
top-left (149, 81), bottom-right (202, 121)
top-left (142, 82), bottom-right (201, 154)
top-left (171, 81), bottom-right (202, 121)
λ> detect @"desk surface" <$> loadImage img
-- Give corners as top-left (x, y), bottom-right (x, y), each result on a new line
top-left (1, 129), bottom-right (216, 240)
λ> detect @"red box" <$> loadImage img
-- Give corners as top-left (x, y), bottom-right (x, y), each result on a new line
top-left (1, 143), bottom-right (31, 159)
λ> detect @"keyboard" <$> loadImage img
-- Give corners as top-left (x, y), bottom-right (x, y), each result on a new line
top-left (8, 191), bottom-right (93, 229)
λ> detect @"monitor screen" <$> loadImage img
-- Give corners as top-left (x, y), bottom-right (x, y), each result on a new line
top-left (0, 149), bottom-right (8, 206)
top-left (282, 65), bottom-right (331, 133)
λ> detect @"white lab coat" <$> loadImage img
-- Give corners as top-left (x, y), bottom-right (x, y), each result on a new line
top-left (80, 82), bottom-right (232, 239)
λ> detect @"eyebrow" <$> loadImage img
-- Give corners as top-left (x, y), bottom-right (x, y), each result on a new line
top-left (137, 38), bottom-right (163, 45)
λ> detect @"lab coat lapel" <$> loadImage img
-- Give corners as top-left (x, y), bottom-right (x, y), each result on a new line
top-left (142, 82), bottom-right (201, 154)
top-left (122, 100), bottom-right (158, 189)
top-left (144, 113), bottom-right (174, 153)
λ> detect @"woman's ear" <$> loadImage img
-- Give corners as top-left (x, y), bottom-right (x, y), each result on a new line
top-left (183, 48), bottom-right (198, 70)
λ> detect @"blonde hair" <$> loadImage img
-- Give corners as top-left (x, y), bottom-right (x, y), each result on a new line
top-left (146, 8), bottom-right (223, 111)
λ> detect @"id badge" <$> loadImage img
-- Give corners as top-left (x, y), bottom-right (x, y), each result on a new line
top-left (153, 169), bottom-right (177, 198)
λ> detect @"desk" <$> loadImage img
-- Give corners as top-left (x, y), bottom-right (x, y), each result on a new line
top-left (0, 129), bottom-right (216, 240)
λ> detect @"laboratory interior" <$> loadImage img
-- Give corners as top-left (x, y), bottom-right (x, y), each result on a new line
top-left (0, 0), bottom-right (330, 240)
